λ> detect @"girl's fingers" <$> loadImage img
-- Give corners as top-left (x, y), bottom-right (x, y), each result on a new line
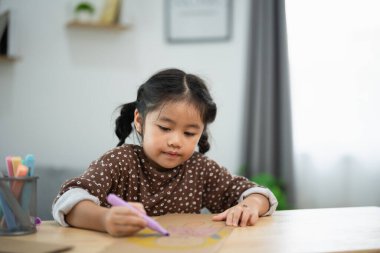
top-left (222, 206), bottom-right (241, 226)
top-left (230, 206), bottom-right (244, 226)
top-left (113, 213), bottom-right (147, 227)
top-left (112, 205), bottom-right (146, 215)
top-left (248, 212), bottom-right (259, 226)
top-left (212, 209), bottom-right (229, 221)
top-left (212, 204), bottom-right (260, 227)
top-left (105, 207), bottom-right (148, 237)
top-left (110, 223), bottom-right (145, 237)
top-left (213, 206), bottom-right (249, 226)
top-left (226, 208), bottom-right (234, 226)
top-left (239, 206), bottom-right (252, 227)
top-left (129, 202), bottom-right (147, 215)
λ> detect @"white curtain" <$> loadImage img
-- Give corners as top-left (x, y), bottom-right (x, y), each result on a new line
top-left (286, 0), bottom-right (380, 208)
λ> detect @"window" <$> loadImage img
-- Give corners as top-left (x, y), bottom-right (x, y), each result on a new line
top-left (286, 0), bottom-right (380, 208)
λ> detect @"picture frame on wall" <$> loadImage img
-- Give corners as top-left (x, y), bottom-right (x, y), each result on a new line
top-left (165, 0), bottom-right (232, 43)
top-left (0, 10), bottom-right (10, 55)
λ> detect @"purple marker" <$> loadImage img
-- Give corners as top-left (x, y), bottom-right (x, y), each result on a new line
top-left (35, 216), bottom-right (42, 225)
top-left (107, 194), bottom-right (170, 236)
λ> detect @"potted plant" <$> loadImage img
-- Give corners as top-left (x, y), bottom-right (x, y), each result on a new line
top-left (74, 2), bottom-right (95, 23)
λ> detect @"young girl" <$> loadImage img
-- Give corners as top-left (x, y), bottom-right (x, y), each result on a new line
top-left (52, 69), bottom-right (278, 237)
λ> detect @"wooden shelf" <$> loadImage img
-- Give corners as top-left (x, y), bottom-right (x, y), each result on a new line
top-left (66, 21), bottom-right (130, 31)
top-left (0, 55), bottom-right (18, 62)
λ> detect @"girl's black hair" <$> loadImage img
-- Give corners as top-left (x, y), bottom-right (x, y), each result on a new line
top-left (115, 68), bottom-right (217, 154)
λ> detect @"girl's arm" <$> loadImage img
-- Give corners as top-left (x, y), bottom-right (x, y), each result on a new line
top-left (66, 200), bottom-right (148, 237)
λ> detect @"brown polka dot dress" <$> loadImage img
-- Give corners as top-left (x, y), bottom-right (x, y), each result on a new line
top-left (55, 144), bottom-right (258, 215)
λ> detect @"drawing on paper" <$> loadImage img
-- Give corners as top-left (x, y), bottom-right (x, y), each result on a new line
top-left (124, 214), bottom-right (234, 253)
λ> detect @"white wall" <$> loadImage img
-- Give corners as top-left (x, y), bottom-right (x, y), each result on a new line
top-left (0, 0), bottom-right (250, 173)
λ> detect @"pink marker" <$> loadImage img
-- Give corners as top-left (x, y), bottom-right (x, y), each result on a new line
top-left (107, 194), bottom-right (169, 236)
top-left (5, 156), bottom-right (14, 176)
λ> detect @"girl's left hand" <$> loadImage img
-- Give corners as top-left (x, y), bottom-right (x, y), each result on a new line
top-left (212, 204), bottom-right (259, 227)
top-left (212, 194), bottom-right (268, 227)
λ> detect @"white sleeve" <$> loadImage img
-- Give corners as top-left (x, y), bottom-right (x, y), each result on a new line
top-left (52, 188), bottom-right (100, 226)
top-left (238, 187), bottom-right (278, 216)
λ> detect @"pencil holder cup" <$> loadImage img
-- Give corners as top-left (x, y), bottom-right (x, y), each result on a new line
top-left (0, 176), bottom-right (38, 235)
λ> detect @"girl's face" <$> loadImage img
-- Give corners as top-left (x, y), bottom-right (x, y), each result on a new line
top-left (135, 101), bottom-right (205, 169)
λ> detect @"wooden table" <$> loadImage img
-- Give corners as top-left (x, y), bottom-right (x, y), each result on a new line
top-left (2, 206), bottom-right (380, 252)
top-left (223, 206), bottom-right (380, 253)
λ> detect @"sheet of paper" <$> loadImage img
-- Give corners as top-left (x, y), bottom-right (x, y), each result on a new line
top-left (0, 238), bottom-right (73, 253)
top-left (102, 214), bottom-right (234, 253)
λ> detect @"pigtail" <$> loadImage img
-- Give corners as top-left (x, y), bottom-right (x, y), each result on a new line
top-left (115, 101), bottom-right (137, 147)
top-left (198, 132), bottom-right (210, 154)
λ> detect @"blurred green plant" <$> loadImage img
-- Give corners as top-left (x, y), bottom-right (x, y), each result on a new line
top-left (75, 2), bottom-right (95, 14)
top-left (251, 173), bottom-right (288, 210)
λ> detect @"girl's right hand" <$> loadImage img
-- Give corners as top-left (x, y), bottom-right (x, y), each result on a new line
top-left (103, 202), bottom-right (148, 237)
